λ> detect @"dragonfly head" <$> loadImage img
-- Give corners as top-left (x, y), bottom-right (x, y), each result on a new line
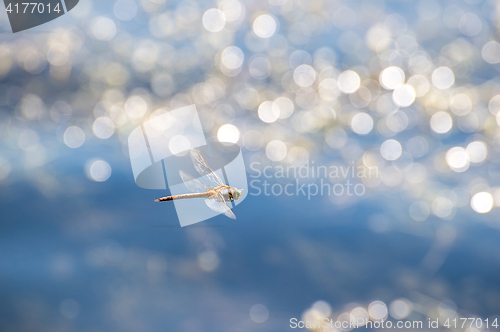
top-left (230, 187), bottom-right (243, 201)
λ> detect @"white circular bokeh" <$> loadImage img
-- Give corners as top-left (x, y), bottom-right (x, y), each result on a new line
top-left (88, 160), bottom-right (112, 182)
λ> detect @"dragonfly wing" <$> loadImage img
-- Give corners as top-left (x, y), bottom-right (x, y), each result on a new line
top-left (179, 170), bottom-right (211, 193)
top-left (205, 193), bottom-right (236, 219)
top-left (190, 149), bottom-right (225, 187)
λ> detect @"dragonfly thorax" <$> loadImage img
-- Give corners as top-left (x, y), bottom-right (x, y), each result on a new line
top-left (230, 187), bottom-right (243, 201)
top-left (220, 186), bottom-right (243, 201)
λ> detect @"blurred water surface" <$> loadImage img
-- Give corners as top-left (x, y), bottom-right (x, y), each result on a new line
top-left (1, 0), bottom-right (500, 331)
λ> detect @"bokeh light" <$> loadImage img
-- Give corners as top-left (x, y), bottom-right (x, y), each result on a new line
top-left (169, 135), bottom-right (191, 155)
top-left (274, 97), bottom-right (294, 119)
top-left (92, 17), bottom-right (117, 41)
top-left (252, 15), bottom-right (277, 38)
top-left (338, 70), bottom-right (360, 93)
top-left (250, 304), bottom-right (269, 323)
top-left (88, 160), bottom-right (112, 182)
top-left (389, 298), bottom-right (412, 320)
top-left (380, 139), bottom-right (402, 161)
top-left (471, 192), bottom-right (494, 214)
top-left (293, 65), bottom-right (316, 87)
top-left (258, 101), bottom-right (279, 123)
top-left (432, 67), bottom-right (455, 90)
top-left (217, 124), bottom-right (240, 143)
top-left (351, 113), bottom-right (374, 135)
top-left (446, 147), bottom-right (470, 173)
top-left (380, 67), bottom-right (405, 90)
top-left (93, 117), bottom-right (115, 139)
top-left (221, 46), bottom-right (244, 71)
top-left (266, 140), bottom-right (287, 161)
top-left (64, 126), bottom-right (85, 149)
top-left (392, 84), bottom-right (415, 107)
top-left (466, 141), bottom-right (487, 164)
top-left (203, 8), bottom-right (226, 32)
top-left (430, 112), bottom-right (453, 134)
top-left (368, 301), bottom-right (388, 321)
top-left (482, 41), bottom-right (500, 64)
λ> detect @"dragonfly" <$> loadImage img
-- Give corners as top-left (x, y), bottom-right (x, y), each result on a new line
top-left (154, 148), bottom-right (243, 219)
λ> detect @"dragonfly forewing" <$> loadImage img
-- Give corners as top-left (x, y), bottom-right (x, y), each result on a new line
top-left (190, 149), bottom-right (225, 187)
top-left (179, 170), bottom-right (211, 193)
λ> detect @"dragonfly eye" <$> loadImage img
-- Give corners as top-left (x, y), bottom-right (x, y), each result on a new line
top-left (232, 188), bottom-right (242, 200)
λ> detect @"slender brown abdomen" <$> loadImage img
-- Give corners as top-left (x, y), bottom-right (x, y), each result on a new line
top-left (155, 192), bottom-right (211, 202)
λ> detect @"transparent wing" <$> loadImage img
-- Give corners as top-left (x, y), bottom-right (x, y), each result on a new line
top-left (179, 170), bottom-right (212, 193)
top-left (205, 193), bottom-right (236, 219)
top-left (190, 149), bottom-right (225, 187)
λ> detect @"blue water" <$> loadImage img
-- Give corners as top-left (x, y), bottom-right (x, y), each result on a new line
top-left (1, 143), bottom-right (500, 331)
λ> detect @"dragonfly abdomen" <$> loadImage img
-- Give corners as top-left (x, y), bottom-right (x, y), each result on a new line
top-left (155, 192), bottom-right (211, 202)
